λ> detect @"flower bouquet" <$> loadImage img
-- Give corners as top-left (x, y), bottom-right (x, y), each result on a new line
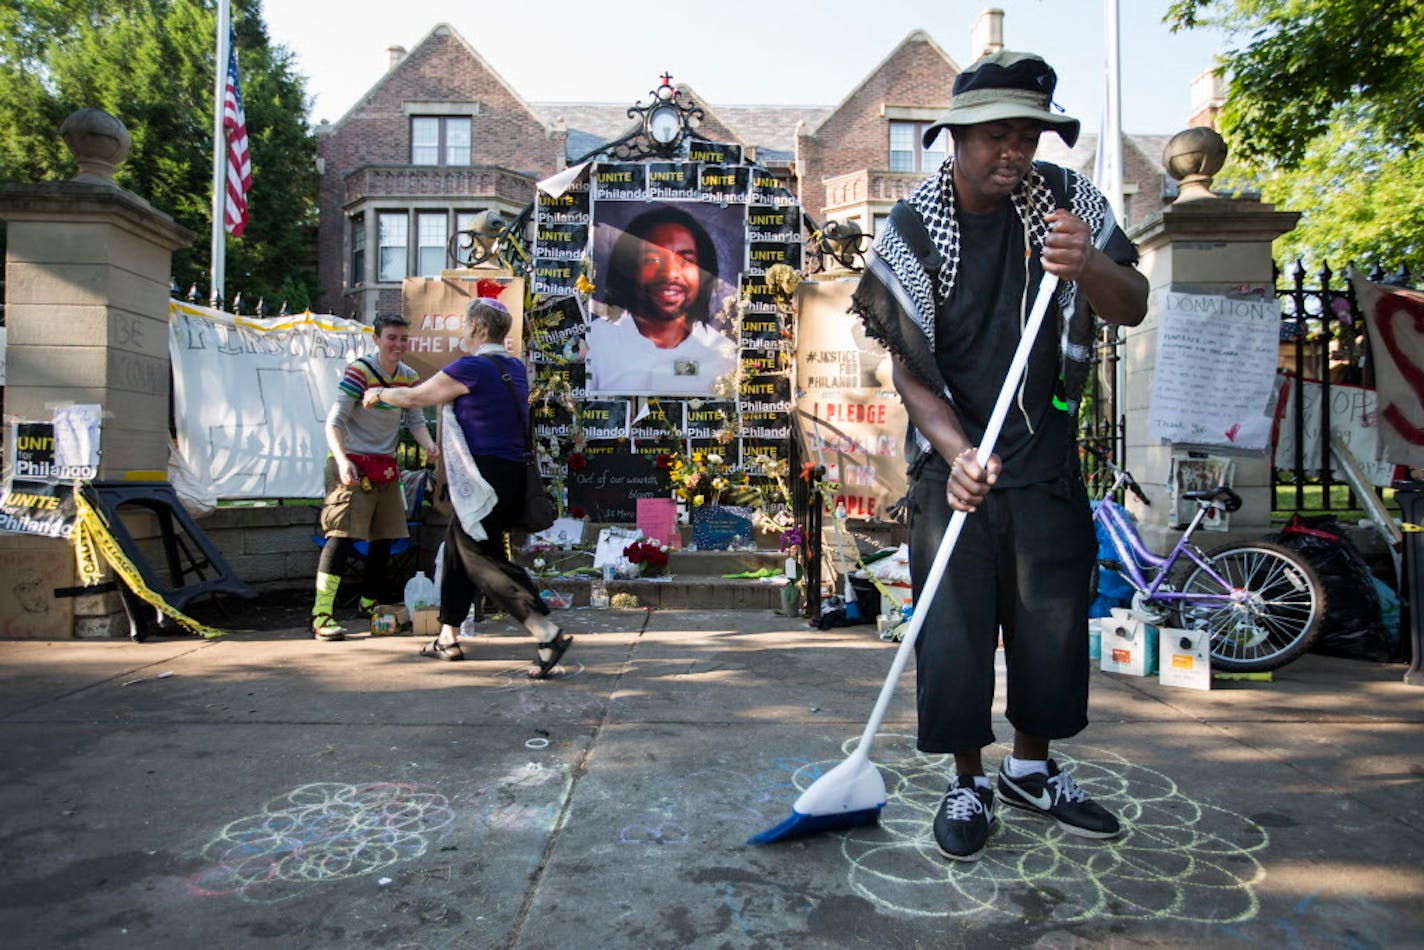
top-left (623, 538), bottom-right (671, 577)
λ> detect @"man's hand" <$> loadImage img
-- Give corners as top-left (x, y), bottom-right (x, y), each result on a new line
top-left (336, 456), bottom-right (360, 486)
top-left (423, 444), bottom-right (441, 463)
top-left (947, 446), bottom-right (999, 513)
top-left (1040, 209), bottom-right (1094, 282)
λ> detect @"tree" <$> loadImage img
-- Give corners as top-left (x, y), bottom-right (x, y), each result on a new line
top-left (1167, 0), bottom-right (1424, 273)
top-left (0, 0), bottom-right (317, 309)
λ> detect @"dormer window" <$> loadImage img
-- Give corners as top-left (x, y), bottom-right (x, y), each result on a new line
top-left (411, 116), bottom-right (471, 166)
top-left (889, 120), bottom-right (946, 173)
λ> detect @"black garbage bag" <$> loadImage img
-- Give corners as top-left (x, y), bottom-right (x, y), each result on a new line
top-left (1265, 514), bottom-right (1393, 662)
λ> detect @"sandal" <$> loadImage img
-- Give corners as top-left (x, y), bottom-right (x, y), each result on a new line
top-left (528, 631), bottom-right (573, 680)
top-left (312, 612), bottom-right (346, 641)
top-left (419, 638), bottom-right (463, 661)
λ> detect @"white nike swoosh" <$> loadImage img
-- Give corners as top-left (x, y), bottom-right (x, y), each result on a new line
top-left (1003, 774), bottom-right (1052, 810)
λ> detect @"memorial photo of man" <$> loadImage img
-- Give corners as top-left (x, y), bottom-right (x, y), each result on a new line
top-left (586, 203), bottom-right (738, 396)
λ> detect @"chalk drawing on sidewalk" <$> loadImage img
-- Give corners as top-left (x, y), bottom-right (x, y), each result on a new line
top-left (189, 782), bottom-right (454, 902)
top-left (795, 735), bottom-right (1271, 923)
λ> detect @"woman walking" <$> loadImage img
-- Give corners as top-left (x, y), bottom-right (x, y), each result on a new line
top-left (365, 297), bottom-right (571, 678)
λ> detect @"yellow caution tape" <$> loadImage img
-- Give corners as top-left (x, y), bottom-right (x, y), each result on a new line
top-left (1401, 522), bottom-right (1423, 533)
top-left (72, 492), bottom-right (226, 638)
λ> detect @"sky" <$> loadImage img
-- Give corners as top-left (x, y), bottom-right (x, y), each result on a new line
top-left (262, 0), bottom-right (1228, 135)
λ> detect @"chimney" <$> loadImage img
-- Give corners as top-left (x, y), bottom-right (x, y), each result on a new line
top-left (1187, 67), bottom-right (1224, 130)
top-left (971, 8), bottom-right (1004, 60)
top-left (387, 45), bottom-right (407, 70)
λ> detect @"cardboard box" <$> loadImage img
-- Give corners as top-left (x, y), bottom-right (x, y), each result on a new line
top-left (1100, 607), bottom-right (1158, 676)
top-left (369, 604), bottom-right (411, 636)
top-left (1159, 626), bottom-right (1212, 690)
top-left (411, 608), bottom-right (440, 638)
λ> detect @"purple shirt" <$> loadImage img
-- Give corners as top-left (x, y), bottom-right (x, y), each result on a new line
top-left (442, 353), bottom-right (529, 462)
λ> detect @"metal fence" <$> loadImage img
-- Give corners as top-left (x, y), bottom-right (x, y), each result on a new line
top-left (1274, 260), bottom-right (1413, 514)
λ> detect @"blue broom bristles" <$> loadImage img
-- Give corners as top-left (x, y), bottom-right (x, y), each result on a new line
top-left (747, 805), bottom-right (882, 845)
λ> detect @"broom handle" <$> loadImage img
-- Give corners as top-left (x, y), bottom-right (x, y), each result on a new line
top-left (853, 273), bottom-right (1060, 757)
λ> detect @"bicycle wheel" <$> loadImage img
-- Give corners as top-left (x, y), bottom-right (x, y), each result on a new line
top-left (1174, 540), bottom-right (1326, 673)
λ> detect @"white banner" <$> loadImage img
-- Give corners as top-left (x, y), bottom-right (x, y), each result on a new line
top-left (1148, 291), bottom-right (1280, 450)
top-left (168, 301), bottom-right (370, 499)
top-left (1272, 373), bottom-right (1398, 487)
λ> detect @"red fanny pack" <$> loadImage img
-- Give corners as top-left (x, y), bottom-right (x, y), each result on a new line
top-left (346, 453), bottom-right (399, 484)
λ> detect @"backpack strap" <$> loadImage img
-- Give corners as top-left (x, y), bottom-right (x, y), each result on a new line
top-left (888, 199), bottom-right (943, 284)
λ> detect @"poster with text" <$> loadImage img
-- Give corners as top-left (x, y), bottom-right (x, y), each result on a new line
top-left (399, 276), bottom-right (524, 379)
top-left (1147, 291), bottom-right (1279, 450)
top-left (795, 279), bottom-right (908, 521)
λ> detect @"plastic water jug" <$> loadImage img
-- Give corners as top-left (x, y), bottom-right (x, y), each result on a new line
top-left (404, 571), bottom-right (438, 615)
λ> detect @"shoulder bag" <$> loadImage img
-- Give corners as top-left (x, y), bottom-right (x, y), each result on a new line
top-left (483, 354), bottom-right (557, 533)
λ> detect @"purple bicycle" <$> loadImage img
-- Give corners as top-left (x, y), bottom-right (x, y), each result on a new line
top-left (1086, 447), bottom-right (1325, 673)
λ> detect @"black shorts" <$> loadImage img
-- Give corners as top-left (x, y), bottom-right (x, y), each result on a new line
top-left (908, 461), bottom-right (1096, 754)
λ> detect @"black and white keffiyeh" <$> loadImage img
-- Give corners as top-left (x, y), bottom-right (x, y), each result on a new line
top-left (851, 157), bottom-right (1117, 464)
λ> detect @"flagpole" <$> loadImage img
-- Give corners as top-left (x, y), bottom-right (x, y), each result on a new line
top-left (1103, 0), bottom-right (1124, 223)
top-left (1104, 0), bottom-right (1127, 462)
top-left (209, 0), bottom-right (230, 308)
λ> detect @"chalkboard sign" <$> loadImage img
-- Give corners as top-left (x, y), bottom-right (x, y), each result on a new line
top-left (568, 452), bottom-right (665, 523)
top-left (692, 505), bottom-right (755, 550)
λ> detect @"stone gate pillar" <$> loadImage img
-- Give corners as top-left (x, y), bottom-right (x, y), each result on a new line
top-left (1122, 128), bottom-right (1299, 554)
top-left (0, 109), bottom-right (195, 637)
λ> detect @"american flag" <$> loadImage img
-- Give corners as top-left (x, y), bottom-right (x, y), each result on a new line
top-left (223, 31), bottom-right (251, 237)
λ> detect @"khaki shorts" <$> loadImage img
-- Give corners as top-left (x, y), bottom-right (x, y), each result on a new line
top-left (319, 456), bottom-right (409, 541)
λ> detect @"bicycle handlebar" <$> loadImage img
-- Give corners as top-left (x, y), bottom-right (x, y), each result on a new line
top-left (1079, 443), bottom-right (1151, 507)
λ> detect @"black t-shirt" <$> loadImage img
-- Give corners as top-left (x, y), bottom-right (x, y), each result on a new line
top-left (933, 203), bottom-right (1071, 487)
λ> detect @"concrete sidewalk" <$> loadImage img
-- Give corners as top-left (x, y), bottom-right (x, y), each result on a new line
top-left (1, 606), bottom-right (1422, 948)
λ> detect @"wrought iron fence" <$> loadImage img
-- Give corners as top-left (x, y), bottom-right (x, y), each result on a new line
top-left (1274, 260), bottom-right (1414, 514)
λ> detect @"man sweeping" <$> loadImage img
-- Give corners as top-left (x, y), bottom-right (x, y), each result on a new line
top-left (851, 51), bottom-right (1148, 861)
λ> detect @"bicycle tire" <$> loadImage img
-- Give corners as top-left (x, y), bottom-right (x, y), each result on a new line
top-left (1173, 540), bottom-right (1326, 673)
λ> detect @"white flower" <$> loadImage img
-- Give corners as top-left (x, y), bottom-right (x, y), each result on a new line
top-left (707, 453), bottom-right (723, 466)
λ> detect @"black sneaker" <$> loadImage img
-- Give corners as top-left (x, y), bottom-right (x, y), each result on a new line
top-left (932, 777), bottom-right (997, 862)
top-left (997, 758), bottom-right (1121, 838)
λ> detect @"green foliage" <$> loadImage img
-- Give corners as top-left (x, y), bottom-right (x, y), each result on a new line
top-left (1166, 0), bottom-right (1424, 167)
top-left (1167, 0), bottom-right (1424, 273)
top-left (0, 0), bottom-right (317, 308)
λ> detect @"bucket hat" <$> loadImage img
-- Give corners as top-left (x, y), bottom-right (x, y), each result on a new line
top-left (922, 50), bottom-right (1080, 149)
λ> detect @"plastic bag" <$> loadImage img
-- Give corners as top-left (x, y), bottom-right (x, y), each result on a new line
top-left (403, 571), bottom-right (438, 615)
top-left (1267, 515), bottom-right (1392, 662)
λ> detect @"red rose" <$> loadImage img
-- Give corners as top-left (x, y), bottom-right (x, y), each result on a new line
top-left (569, 505), bottom-right (586, 519)
top-left (568, 452), bottom-right (587, 471)
top-left (655, 453), bottom-right (674, 470)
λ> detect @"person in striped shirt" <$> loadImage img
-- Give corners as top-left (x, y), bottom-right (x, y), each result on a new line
top-left (312, 314), bottom-right (437, 640)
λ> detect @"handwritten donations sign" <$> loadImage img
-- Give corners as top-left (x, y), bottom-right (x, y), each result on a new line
top-left (1147, 291), bottom-right (1279, 450)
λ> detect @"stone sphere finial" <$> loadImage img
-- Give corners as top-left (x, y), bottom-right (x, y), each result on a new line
top-left (60, 108), bottom-right (132, 183)
top-left (1163, 126), bottom-right (1228, 202)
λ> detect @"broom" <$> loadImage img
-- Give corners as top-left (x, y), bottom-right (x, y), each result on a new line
top-left (750, 273), bottom-right (1060, 844)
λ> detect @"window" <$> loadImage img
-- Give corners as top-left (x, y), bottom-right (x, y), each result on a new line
top-left (377, 212), bottom-right (408, 282)
top-left (416, 212), bottom-right (448, 277)
top-left (350, 215), bottom-right (366, 284)
top-left (888, 120), bottom-right (946, 173)
top-left (411, 117), bottom-right (471, 166)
